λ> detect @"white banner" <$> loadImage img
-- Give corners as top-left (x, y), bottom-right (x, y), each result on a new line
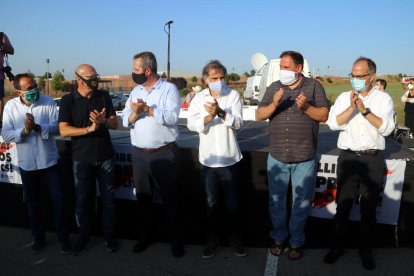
top-left (310, 154), bottom-right (405, 225)
top-left (0, 140), bottom-right (22, 185)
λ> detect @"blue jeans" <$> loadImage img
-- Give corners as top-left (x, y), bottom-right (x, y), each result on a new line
top-left (73, 158), bottom-right (116, 239)
top-left (267, 154), bottom-right (316, 247)
top-left (201, 163), bottom-right (240, 236)
top-left (20, 164), bottom-right (68, 242)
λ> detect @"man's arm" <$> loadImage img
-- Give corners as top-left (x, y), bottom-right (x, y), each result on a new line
top-left (256, 87), bottom-right (283, 121)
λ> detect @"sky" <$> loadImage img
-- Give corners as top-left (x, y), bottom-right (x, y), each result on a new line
top-left (2, 0), bottom-right (414, 79)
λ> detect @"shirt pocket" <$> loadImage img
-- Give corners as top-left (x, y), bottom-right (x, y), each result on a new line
top-left (37, 113), bottom-right (49, 124)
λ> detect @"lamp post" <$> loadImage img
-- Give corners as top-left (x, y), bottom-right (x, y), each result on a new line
top-left (46, 59), bottom-right (50, 94)
top-left (164, 20), bottom-right (173, 81)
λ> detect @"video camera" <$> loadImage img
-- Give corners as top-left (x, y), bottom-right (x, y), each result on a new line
top-left (2, 65), bottom-right (14, 81)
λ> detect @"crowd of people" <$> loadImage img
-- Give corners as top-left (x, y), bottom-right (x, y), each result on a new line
top-left (0, 30), bottom-right (411, 271)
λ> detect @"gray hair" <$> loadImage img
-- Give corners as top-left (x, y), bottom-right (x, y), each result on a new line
top-left (354, 56), bottom-right (376, 74)
top-left (133, 51), bottom-right (157, 74)
top-left (202, 60), bottom-right (227, 78)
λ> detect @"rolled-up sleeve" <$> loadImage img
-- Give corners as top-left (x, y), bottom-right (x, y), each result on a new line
top-left (187, 94), bottom-right (208, 133)
top-left (327, 92), bottom-right (349, 131)
top-left (377, 95), bottom-right (395, 136)
top-left (153, 86), bottom-right (181, 126)
top-left (223, 92), bottom-right (243, 130)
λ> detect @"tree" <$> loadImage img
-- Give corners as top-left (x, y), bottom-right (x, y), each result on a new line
top-left (226, 73), bottom-right (240, 82)
top-left (51, 70), bottom-right (65, 91)
top-left (37, 77), bottom-right (45, 91)
top-left (42, 72), bottom-right (52, 79)
top-left (191, 76), bottom-right (198, 83)
top-left (161, 72), bottom-right (167, 79)
top-left (243, 71), bottom-right (250, 77)
top-left (26, 70), bottom-right (35, 78)
top-left (250, 69), bottom-right (255, 76)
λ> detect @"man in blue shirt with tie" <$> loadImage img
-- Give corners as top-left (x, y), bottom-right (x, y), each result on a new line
top-left (122, 51), bottom-right (183, 257)
top-left (1, 73), bottom-right (70, 254)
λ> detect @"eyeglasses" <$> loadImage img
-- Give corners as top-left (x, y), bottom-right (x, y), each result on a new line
top-left (348, 73), bottom-right (372, 80)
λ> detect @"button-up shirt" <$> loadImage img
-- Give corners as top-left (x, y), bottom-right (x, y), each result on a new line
top-left (187, 88), bottom-right (243, 167)
top-left (327, 88), bottom-right (395, 151)
top-left (122, 78), bottom-right (181, 148)
top-left (1, 96), bottom-right (59, 171)
top-left (259, 77), bottom-right (329, 163)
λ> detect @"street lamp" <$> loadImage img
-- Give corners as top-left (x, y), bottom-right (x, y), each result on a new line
top-left (46, 58), bottom-right (50, 94)
top-left (164, 20), bottom-right (173, 81)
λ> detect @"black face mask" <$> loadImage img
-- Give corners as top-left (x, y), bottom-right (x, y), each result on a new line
top-left (132, 72), bottom-right (148, 85)
top-left (76, 72), bottom-right (99, 90)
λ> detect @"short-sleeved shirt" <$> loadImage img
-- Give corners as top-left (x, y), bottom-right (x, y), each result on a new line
top-left (58, 89), bottom-right (116, 162)
top-left (259, 77), bottom-right (329, 163)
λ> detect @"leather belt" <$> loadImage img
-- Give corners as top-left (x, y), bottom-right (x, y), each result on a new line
top-left (135, 142), bottom-right (176, 154)
top-left (344, 149), bottom-right (379, 156)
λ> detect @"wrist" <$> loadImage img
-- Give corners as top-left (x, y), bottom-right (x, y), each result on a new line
top-left (86, 126), bottom-right (91, 134)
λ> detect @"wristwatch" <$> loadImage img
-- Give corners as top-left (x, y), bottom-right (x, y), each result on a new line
top-left (143, 105), bottom-right (150, 114)
top-left (217, 109), bottom-right (226, 118)
top-left (362, 108), bottom-right (371, 117)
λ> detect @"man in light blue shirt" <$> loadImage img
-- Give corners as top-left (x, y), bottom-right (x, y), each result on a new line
top-left (121, 51), bottom-right (183, 257)
top-left (1, 73), bottom-right (70, 254)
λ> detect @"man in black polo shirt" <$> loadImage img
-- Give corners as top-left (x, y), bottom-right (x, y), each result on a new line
top-left (59, 64), bottom-right (118, 256)
top-left (256, 51), bottom-right (329, 260)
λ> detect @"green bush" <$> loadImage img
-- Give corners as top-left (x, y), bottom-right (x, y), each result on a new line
top-left (316, 76), bottom-right (324, 82)
top-left (327, 77), bottom-right (333, 83)
top-left (179, 87), bottom-right (191, 97)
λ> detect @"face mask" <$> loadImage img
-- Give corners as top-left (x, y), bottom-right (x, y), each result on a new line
top-left (24, 88), bottom-right (40, 104)
top-left (76, 72), bottom-right (99, 90)
top-left (279, 70), bottom-right (299, 85)
top-left (350, 78), bottom-right (367, 92)
top-left (132, 72), bottom-right (148, 85)
top-left (374, 85), bottom-right (380, 90)
top-left (208, 80), bottom-right (227, 94)
top-left (408, 84), bottom-right (414, 90)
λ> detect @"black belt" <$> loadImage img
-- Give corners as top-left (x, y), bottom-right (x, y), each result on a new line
top-left (135, 142), bottom-right (175, 153)
top-left (344, 149), bottom-right (379, 156)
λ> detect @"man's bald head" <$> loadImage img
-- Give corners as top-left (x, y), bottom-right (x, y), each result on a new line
top-left (75, 64), bottom-right (97, 79)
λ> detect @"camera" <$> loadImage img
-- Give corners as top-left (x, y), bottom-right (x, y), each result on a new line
top-left (2, 65), bottom-right (14, 81)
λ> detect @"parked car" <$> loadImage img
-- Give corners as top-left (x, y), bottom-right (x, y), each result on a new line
top-left (110, 92), bottom-right (127, 110)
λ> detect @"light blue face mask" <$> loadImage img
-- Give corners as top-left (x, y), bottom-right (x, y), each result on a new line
top-left (208, 80), bottom-right (227, 94)
top-left (350, 78), bottom-right (367, 92)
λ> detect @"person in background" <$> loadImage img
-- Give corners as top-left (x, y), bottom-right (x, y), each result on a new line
top-left (374, 79), bottom-right (387, 92)
top-left (187, 60), bottom-right (246, 259)
top-left (59, 64), bottom-right (118, 256)
top-left (1, 73), bottom-right (70, 254)
top-left (400, 77), bottom-right (414, 132)
top-left (256, 50), bottom-right (329, 260)
top-left (0, 32), bottom-right (14, 128)
top-left (121, 51), bottom-right (184, 258)
top-left (186, 85), bottom-right (202, 105)
top-left (324, 57), bottom-right (394, 270)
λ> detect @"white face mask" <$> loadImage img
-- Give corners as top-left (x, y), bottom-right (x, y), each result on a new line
top-left (408, 83), bottom-right (414, 90)
top-left (279, 69), bottom-right (299, 85)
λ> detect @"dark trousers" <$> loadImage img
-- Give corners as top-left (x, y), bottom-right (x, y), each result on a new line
top-left (20, 164), bottom-right (68, 242)
top-left (329, 150), bottom-right (384, 250)
top-left (201, 163), bottom-right (241, 237)
top-left (132, 145), bottom-right (181, 245)
top-left (72, 158), bottom-right (116, 239)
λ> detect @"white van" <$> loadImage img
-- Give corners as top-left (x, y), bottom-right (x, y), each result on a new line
top-left (243, 75), bottom-right (262, 105)
top-left (250, 53), bottom-right (311, 102)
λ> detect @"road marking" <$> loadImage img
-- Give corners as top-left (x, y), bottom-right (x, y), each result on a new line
top-left (264, 250), bottom-right (278, 276)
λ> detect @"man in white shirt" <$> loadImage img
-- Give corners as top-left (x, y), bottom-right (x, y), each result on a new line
top-left (1, 73), bottom-right (70, 254)
top-left (187, 60), bottom-right (246, 259)
top-left (324, 57), bottom-right (394, 270)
